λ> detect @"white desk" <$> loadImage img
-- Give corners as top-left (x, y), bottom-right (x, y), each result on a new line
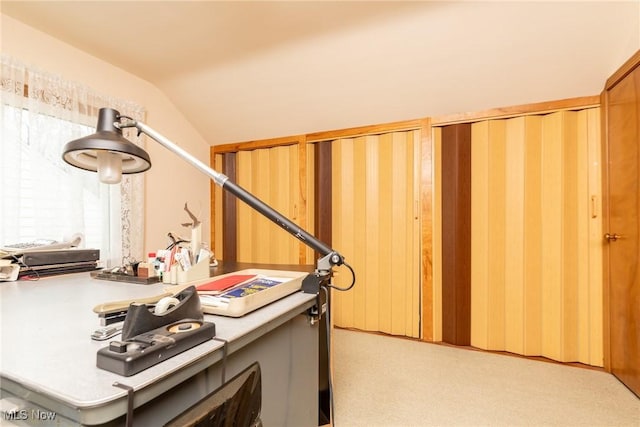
top-left (0, 269), bottom-right (319, 426)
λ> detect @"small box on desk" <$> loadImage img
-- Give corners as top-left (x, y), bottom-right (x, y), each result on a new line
top-left (167, 269), bottom-right (308, 317)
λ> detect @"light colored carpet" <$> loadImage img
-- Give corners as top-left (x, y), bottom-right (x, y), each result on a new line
top-left (331, 328), bottom-right (640, 427)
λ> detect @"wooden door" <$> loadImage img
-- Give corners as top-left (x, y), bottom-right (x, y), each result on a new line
top-left (603, 52), bottom-right (640, 397)
top-left (331, 131), bottom-right (421, 338)
top-left (212, 144), bottom-right (314, 265)
top-left (467, 110), bottom-right (603, 365)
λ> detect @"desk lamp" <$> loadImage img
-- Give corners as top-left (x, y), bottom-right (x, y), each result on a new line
top-left (62, 107), bottom-right (354, 294)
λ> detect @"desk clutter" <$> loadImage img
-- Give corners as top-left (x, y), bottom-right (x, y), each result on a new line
top-left (92, 268), bottom-right (307, 376)
top-left (92, 203), bottom-right (214, 285)
top-left (93, 244), bottom-right (214, 285)
top-left (93, 269), bottom-right (308, 326)
top-left (87, 206), bottom-right (307, 376)
top-left (96, 286), bottom-right (216, 377)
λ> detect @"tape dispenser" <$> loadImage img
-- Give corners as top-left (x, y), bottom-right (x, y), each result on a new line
top-left (97, 286), bottom-right (216, 376)
top-left (121, 285), bottom-right (205, 340)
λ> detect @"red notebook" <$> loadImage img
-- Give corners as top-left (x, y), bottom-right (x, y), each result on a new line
top-left (196, 274), bottom-right (257, 295)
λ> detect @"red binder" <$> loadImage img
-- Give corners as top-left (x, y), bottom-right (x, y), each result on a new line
top-left (195, 274), bottom-right (257, 294)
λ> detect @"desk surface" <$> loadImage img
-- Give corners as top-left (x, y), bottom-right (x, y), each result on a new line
top-left (0, 263), bottom-right (315, 425)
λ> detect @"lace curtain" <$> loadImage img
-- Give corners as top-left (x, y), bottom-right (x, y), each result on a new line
top-left (0, 54), bottom-right (146, 267)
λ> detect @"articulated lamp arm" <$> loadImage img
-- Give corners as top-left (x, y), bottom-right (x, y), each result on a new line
top-left (63, 108), bottom-right (353, 293)
top-left (125, 119), bottom-right (345, 275)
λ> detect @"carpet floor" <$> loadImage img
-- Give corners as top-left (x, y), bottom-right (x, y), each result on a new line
top-left (331, 328), bottom-right (640, 427)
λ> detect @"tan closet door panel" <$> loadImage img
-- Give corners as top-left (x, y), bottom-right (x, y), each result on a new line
top-left (235, 145), bottom-right (300, 264)
top-left (332, 131), bottom-right (420, 338)
top-left (522, 116), bottom-right (544, 356)
top-left (539, 112), bottom-right (566, 361)
top-left (504, 118), bottom-right (526, 355)
top-left (470, 122), bottom-right (489, 348)
top-left (471, 120), bottom-right (508, 351)
top-left (331, 137), bottom-right (356, 328)
top-left (470, 109), bottom-right (602, 366)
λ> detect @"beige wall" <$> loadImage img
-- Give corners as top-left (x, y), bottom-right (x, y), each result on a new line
top-left (1, 15), bottom-right (211, 256)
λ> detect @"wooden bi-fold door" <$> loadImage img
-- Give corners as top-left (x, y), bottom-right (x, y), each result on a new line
top-left (212, 142), bottom-right (314, 265)
top-left (212, 130), bottom-right (422, 339)
top-left (470, 110), bottom-right (603, 366)
top-left (434, 105), bottom-right (603, 366)
top-left (329, 130), bottom-right (421, 339)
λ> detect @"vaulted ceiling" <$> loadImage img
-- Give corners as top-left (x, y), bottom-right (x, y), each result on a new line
top-left (2, 1), bottom-right (638, 144)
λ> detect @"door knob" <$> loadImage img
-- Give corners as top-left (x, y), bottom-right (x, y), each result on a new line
top-left (605, 233), bottom-right (622, 242)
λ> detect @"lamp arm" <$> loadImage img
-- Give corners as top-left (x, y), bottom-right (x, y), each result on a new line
top-left (122, 120), bottom-right (344, 274)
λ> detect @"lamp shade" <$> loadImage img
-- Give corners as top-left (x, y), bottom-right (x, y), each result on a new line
top-left (62, 108), bottom-right (151, 182)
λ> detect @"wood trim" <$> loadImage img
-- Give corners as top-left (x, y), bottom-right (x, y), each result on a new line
top-left (306, 119), bottom-right (424, 142)
top-left (605, 49), bottom-right (640, 90)
top-left (432, 95), bottom-right (600, 126)
top-left (222, 152), bottom-right (238, 262)
top-left (211, 95), bottom-right (599, 154)
top-left (214, 135), bottom-right (304, 153)
top-left (420, 118), bottom-right (434, 341)
top-left (440, 123), bottom-right (472, 346)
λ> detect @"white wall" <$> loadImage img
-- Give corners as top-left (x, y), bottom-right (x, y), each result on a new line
top-left (1, 15), bottom-right (211, 256)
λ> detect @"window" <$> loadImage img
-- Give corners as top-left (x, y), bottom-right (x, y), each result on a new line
top-left (0, 55), bottom-right (146, 268)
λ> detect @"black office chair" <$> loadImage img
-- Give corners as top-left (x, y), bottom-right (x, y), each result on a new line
top-left (164, 362), bottom-right (262, 427)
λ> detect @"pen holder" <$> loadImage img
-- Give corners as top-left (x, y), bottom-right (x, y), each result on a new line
top-left (177, 256), bottom-right (210, 284)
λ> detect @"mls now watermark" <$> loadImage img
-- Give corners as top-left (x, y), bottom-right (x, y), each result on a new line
top-left (2, 409), bottom-right (57, 422)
